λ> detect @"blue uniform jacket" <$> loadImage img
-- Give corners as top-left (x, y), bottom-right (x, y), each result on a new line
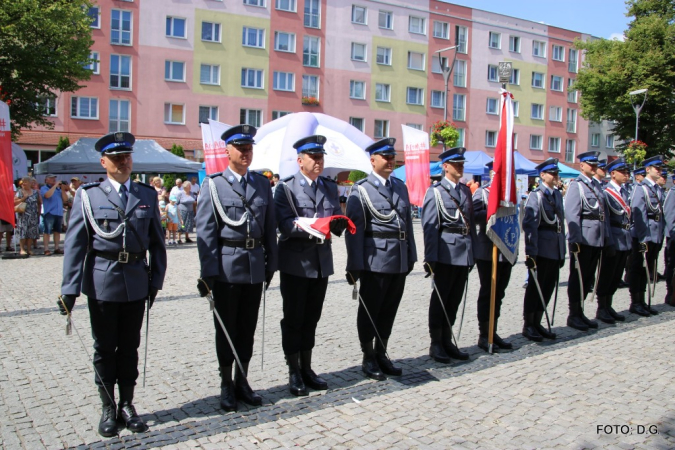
top-left (565, 176), bottom-right (613, 248)
top-left (603, 183), bottom-right (632, 252)
top-left (630, 180), bottom-right (665, 244)
top-left (522, 187), bottom-right (566, 260)
top-left (664, 188), bottom-right (675, 241)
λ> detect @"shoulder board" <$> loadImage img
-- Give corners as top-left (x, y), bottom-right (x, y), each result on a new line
top-left (432, 181), bottom-right (442, 187)
top-left (355, 178), bottom-right (368, 185)
top-left (320, 176), bottom-right (337, 184)
top-left (281, 176), bottom-right (294, 183)
top-left (134, 181), bottom-right (154, 190)
top-left (82, 182), bottom-right (100, 189)
top-left (208, 172), bottom-right (223, 178)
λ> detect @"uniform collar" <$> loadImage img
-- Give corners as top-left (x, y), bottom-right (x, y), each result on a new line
top-left (579, 174), bottom-right (592, 184)
top-left (610, 180), bottom-right (622, 192)
top-left (644, 177), bottom-right (656, 187)
top-left (226, 167), bottom-right (248, 183)
top-left (107, 177), bottom-right (130, 194)
top-left (444, 177), bottom-right (457, 189)
top-left (371, 171), bottom-right (389, 186)
top-left (299, 171), bottom-right (317, 186)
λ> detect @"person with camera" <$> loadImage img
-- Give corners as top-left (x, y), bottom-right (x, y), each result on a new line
top-left (40, 174), bottom-right (69, 255)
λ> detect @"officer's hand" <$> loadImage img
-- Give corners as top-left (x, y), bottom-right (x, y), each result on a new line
top-left (525, 256), bottom-right (536, 270)
top-left (424, 261), bottom-right (436, 278)
top-left (559, 258), bottom-right (565, 269)
top-left (329, 218), bottom-right (349, 237)
top-left (346, 271), bottom-right (360, 285)
top-left (406, 263), bottom-right (414, 276)
top-left (265, 271), bottom-right (274, 290)
top-left (604, 245), bottom-right (616, 258)
top-left (639, 242), bottom-right (648, 253)
top-left (570, 243), bottom-right (581, 254)
top-left (57, 295), bottom-right (76, 316)
top-left (197, 277), bottom-right (216, 297)
top-left (148, 287), bottom-right (159, 309)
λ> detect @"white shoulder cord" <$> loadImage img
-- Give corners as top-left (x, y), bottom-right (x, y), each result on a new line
top-left (641, 185), bottom-right (661, 213)
top-left (209, 177), bottom-right (248, 227)
top-left (355, 184), bottom-right (397, 223)
top-left (81, 188), bottom-right (125, 239)
top-left (605, 191), bottom-right (626, 216)
top-left (536, 191), bottom-right (558, 225)
top-left (576, 181), bottom-right (599, 211)
top-left (433, 187), bottom-right (462, 224)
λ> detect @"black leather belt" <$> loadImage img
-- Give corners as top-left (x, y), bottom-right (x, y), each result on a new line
top-left (289, 236), bottom-right (328, 245)
top-left (219, 237), bottom-right (262, 249)
top-left (582, 214), bottom-right (604, 222)
top-left (441, 226), bottom-right (469, 235)
top-left (648, 214), bottom-right (661, 222)
top-left (94, 250), bottom-right (145, 264)
top-left (366, 231), bottom-right (407, 240)
top-left (611, 223), bottom-right (631, 230)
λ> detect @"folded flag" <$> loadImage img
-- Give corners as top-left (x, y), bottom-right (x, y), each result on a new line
top-left (294, 215), bottom-right (356, 240)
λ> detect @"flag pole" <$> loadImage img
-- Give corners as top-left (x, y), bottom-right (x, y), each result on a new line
top-left (488, 245), bottom-right (498, 354)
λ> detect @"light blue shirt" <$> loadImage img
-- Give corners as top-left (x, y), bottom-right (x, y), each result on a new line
top-left (40, 184), bottom-right (63, 216)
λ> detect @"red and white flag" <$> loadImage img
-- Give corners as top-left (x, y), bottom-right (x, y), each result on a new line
top-left (0, 102), bottom-right (15, 227)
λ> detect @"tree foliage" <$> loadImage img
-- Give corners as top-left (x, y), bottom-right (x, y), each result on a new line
top-left (170, 144), bottom-right (185, 158)
top-left (0, 0), bottom-right (94, 139)
top-left (348, 170), bottom-right (368, 183)
top-left (574, 0), bottom-right (675, 158)
top-left (55, 136), bottom-right (70, 153)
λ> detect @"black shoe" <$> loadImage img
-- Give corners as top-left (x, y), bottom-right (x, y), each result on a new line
top-left (477, 321), bottom-right (501, 352)
top-left (219, 365), bottom-right (237, 411)
top-left (579, 312), bottom-right (599, 328)
top-left (567, 315), bottom-right (589, 331)
top-left (595, 297), bottom-right (616, 324)
top-left (629, 302), bottom-right (651, 317)
top-left (375, 339), bottom-right (402, 376)
top-left (361, 341), bottom-right (386, 380)
top-left (185, 237), bottom-right (194, 243)
top-left (234, 363), bottom-right (263, 406)
top-left (286, 353), bottom-right (308, 396)
top-left (442, 327), bottom-right (469, 360)
top-left (300, 350), bottom-right (328, 390)
top-left (117, 386), bottom-right (147, 433)
top-left (532, 311), bottom-right (556, 339)
top-left (97, 386), bottom-right (118, 438)
top-left (646, 304), bottom-right (659, 315)
top-left (492, 320), bottom-right (513, 349)
top-left (606, 297), bottom-right (626, 321)
top-left (522, 324), bottom-right (544, 341)
top-left (429, 328), bottom-right (451, 363)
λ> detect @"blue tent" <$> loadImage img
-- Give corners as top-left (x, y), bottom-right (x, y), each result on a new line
top-left (392, 162), bottom-right (443, 182)
top-left (513, 151), bottom-right (539, 175)
top-left (557, 162), bottom-right (580, 178)
top-left (464, 151), bottom-right (493, 175)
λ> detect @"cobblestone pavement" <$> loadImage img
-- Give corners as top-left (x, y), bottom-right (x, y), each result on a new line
top-left (1, 220), bottom-right (674, 449)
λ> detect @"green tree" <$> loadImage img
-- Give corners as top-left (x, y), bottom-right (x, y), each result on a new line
top-left (55, 136), bottom-right (70, 153)
top-left (573, 0), bottom-right (675, 158)
top-left (348, 170), bottom-right (368, 183)
top-left (0, 0), bottom-right (95, 140)
top-left (170, 144), bottom-right (185, 158)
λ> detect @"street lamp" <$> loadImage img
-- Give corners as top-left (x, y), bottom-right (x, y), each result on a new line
top-left (629, 88), bottom-right (648, 142)
top-left (435, 45), bottom-right (459, 122)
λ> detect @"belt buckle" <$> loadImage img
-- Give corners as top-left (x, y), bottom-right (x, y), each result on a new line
top-left (118, 251), bottom-right (129, 263)
top-left (245, 238), bottom-right (255, 249)
top-left (316, 237), bottom-right (324, 245)
top-left (461, 227), bottom-right (468, 236)
top-left (655, 215), bottom-right (661, 222)
top-left (399, 231), bottom-right (406, 240)
top-left (557, 223), bottom-right (562, 234)
top-left (599, 214), bottom-right (605, 222)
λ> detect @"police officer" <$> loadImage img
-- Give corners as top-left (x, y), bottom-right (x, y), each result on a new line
top-left (595, 158), bottom-right (632, 323)
top-left (274, 135), bottom-right (348, 396)
top-left (664, 172), bottom-right (675, 306)
top-left (622, 167), bottom-right (646, 287)
top-left (196, 124), bottom-right (278, 411)
top-left (422, 147), bottom-right (475, 362)
top-left (58, 132), bottom-right (167, 437)
top-left (472, 161), bottom-right (514, 351)
top-left (522, 158), bottom-right (566, 341)
top-left (629, 155), bottom-right (665, 316)
top-left (594, 159), bottom-right (608, 187)
top-left (345, 138), bottom-right (417, 380)
top-left (564, 151), bottom-right (614, 331)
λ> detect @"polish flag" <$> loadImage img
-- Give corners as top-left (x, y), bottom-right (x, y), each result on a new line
top-left (294, 215), bottom-right (356, 240)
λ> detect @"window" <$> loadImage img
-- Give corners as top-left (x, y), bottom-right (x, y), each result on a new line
top-left (349, 117), bottom-right (364, 131)
top-left (240, 109), bottom-right (262, 127)
top-left (454, 60), bottom-right (466, 87)
top-left (109, 99), bottom-right (130, 132)
top-left (351, 43), bottom-right (366, 61)
top-left (350, 80), bottom-right (366, 99)
top-left (406, 123), bottom-right (423, 130)
top-left (552, 44), bottom-right (565, 61)
top-left (509, 36), bottom-right (520, 53)
top-left (487, 65), bottom-right (499, 82)
top-left (551, 75), bottom-right (563, 92)
top-left (275, 32), bottom-right (296, 52)
top-left (531, 103), bottom-right (544, 120)
top-left (567, 108), bottom-right (577, 133)
top-left (432, 56), bottom-right (448, 74)
top-left (304, 0), bottom-right (320, 28)
top-left (88, 6), bottom-right (100, 28)
top-left (272, 110), bottom-right (292, 120)
top-left (532, 40), bottom-right (546, 58)
top-left (549, 106), bottom-right (562, 122)
top-left (378, 10), bottom-right (393, 29)
top-left (200, 64), bottom-right (220, 85)
top-left (509, 68), bottom-right (520, 85)
top-left (352, 5), bottom-right (367, 24)
top-left (37, 97), bottom-right (57, 117)
top-left (374, 119), bottom-right (389, 138)
top-left (532, 72), bottom-right (545, 89)
top-left (456, 128), bottom-right (465, 146)
top-left (409, 16), bottom-right (426, 34)
top-left (276, 0), bottom-right (296, 12)
top-left (376, 47), bottom-right (392, 65)
top-left (453, 94), bottom-right (466, 121)
top-left (486, 97), bottom-right (499, 114)
top-left (303, 36), bottom-right (320, 67)
top-left (567, 78), bottom-right (577, 103)
top-left (513, 101), bottom-right (520, 117)
top-left (433, 21), bottom-right (449, 39)
top-left (85, 51), bottom-right (100, 74)
top-left (164, 61), bottom-right (185, 82)
top-left (164, 103), bottom-right (184, 124)
top-left (202, 22), bottom-right (221, 42)
top-left (530, 134), bottom-right (543, 150)
top-left (455, 26), bottom-right (468, 53)
top-left (244, 0), bottom-right (265, 6)
top-left (302, 74), bottom-right (319, 98)
top-left (241, 68), bottom-right (264, 89)
top-left (407, 51), bottom-right (425, 70)
top-left (273, 71), bottom-right (294, 91)
top-left (71, 97), bottom-right (98, 119)
top-left (111, 10), bottom-right (132, 45)
top-left (375, 83), bottom-right (391, 102)
top-left (565, 139), bottom-right (576, 162)
top-left (569, 49), bottom-right (578, 73)
top-left (110, 54), bottom-right (131, 89)
top-left (488, 31), bottom-right (501, 49)
top-left (199, 106), bottom-right (218, 124)
top-left (242, 27), bottom-right (265, 48)
top-left (406, 87), bottom-right (424, 105)
top-left (485, 131), bottom-right (497, 147)
top-left (549, 137), bottom-right (561, 153)
top-left (591, 133), bottom-right (600, 147)
top-left (166, 17), bottom-right (186, 38)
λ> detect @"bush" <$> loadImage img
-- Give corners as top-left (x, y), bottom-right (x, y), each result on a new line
top-left (348, 170), bottom-right (368, 183)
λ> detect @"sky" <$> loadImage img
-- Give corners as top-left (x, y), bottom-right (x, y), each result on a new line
top-left (444, 0), bottom-right (631, 40)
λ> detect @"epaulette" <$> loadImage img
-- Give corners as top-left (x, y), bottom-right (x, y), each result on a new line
top-left (320, 176), bottom-right (337, 184)
top-left (81, 182), bottom-right (100, 189)
top-left (281, 176), bottom-right (294, 183)
top-left (432, 181), bottom-right (442, 187)
top-left (355, 178), bottom-right (368, 185)
top-left (208, 172), bottom-right (223, 178)
top-left (134, 181), bottom-right (155, 190)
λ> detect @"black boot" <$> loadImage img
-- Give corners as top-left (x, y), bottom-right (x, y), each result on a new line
top-left (522, 312), bottom-right (543, 341)
top-left (286, 353), bottom-right (308, 396)
top-left (477, 321), bottom-right (490, 352)
top-left (493, 319), bottom-right (513, 349)
top-left (429, 328), bottom-right (451, 363)
top-left (629, 292), bottom-right (651, 317)
top-left (595, 296), bottom-right (616, 324)
top-left (219, 365), bottom-right (237, 412)
top-left (375, 339), bottom-right (402, 376)
top-left (643, 295), bottom-right (659, 315)
top-left (579, 303), bottom-right (599, 328)
top-left (97, 385), bottom-right (118, 438)
top-left (117, 385), bottom-right (148, 433)
top-left (361, 340), bottom-right (386, 380)
top-left (606, 296), bottom-right (625, 321)
top-left (533, 311), bottom-right (556, 340)
top-left (567, 303), bottom-right (589, 331)
top-left (442, 327), bottom-right (469, 360)
top-left (234, 362), bottom-right (263, 406)
top-left (299, 350), bottom-right (328, 390)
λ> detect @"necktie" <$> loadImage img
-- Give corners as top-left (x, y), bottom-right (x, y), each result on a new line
top-left (241, 175), bottom-right (247, 191)
top-left (119, 184), bottom-right (128, 210)
top-left (620, 186), bottom-right (627, 200)
top-left (385, 179), bottom-right (392, 197)
top-left (312, 181), bottom-right (318, 194)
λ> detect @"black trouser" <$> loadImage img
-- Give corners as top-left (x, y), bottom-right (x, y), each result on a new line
top-left (280, 272), bottom-right (328, 355)
top-left (476, 259), bottom-right (512, 322)
top-left (597, 249), bottom-right (630, 297)
top-left (523, 256), bottom-right (560, 313)
top-left (567, 244), bottom-right (602, 305)
top-left (357, 271), bottom-right (406, 343)
top-left (664, 238), bottom-right (675, 300)
top-left (428, 263), bottom-right (469, 329)
top-left (88, 298), bottom-right (146, 387)
top-left (629, 239), bottom-right (662, 295)
top-left (212, 281), bottom-right (263, 367)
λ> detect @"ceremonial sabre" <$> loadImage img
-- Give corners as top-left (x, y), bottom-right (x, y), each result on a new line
top-left (142, 298), bottom-right (150, 387)
top-left (587, 250), bottom-right (602, 305)
top-left (551, 269), bottom-right (560, 326)
top-left (425, 263), bottom-right (460, 348)
top-left (347, 273), bottom-right (393, 361)
top-left (528, 265), bottom-right (553, 333)
top-left (572, 249), bottom-right (585, 311)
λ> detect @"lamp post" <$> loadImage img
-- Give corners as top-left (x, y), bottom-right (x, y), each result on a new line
top-left (435, 45), bottom-right (459, 123)
top-left (629, 88), bottom-right (648, 142)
